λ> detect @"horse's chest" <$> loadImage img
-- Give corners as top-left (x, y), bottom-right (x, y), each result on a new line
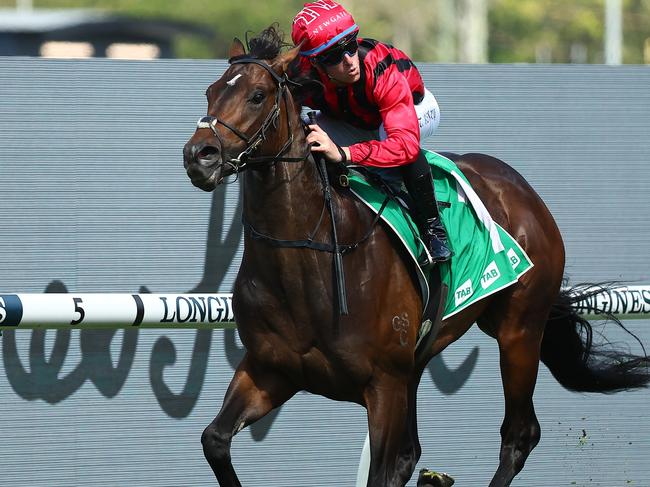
top-left (234, 277), bottom-right (319, 342)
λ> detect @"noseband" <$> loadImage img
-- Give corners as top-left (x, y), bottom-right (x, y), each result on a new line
top-left (195, 58), bottom-right (308, 173)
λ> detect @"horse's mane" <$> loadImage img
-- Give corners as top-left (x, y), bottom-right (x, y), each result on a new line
top-left (246, 24), bottom-right (289, 60)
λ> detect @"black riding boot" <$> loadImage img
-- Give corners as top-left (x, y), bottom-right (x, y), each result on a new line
top-left (402, 151), bottom-right (452, 265)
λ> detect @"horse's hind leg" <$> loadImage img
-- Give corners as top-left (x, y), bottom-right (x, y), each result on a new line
top-left (480, 299), bottom-right (548, 487)
top-left (201, 353), bottom-right (295, 486)
top-left (365, 373), bottom-right (411, 487)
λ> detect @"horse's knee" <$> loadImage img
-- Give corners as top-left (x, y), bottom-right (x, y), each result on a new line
top-left (201, 423), bottom-right (232, 464)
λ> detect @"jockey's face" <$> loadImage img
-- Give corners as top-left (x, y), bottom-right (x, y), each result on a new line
top-left (318, 50), bottom-right (361, 85)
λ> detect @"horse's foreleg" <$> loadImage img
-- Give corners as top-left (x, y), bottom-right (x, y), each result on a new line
top-left (488, 327), bottom-right (543, 487)
top-left (395, 380), bottom-right (422, 482)
top-left (202, 354), bottom-right (295, 486)
top-left (364, 374), bottom-right (411, 487)
top-left (358, 380), bottom-right (421, 487)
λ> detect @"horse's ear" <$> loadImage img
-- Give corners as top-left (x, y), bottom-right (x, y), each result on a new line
top-left (229, 37), bottom-right (246, 60)
top-left (272, 45), bottom-right (301, 75)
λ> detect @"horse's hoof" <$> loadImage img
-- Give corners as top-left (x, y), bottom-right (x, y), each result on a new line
top-left (416, 468), bottom-right (455, 487)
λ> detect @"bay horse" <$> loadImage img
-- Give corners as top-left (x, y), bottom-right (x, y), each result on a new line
top-left (182, 30), bottom-right (650, 487)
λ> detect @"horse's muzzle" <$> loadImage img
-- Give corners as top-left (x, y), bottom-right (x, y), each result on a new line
top-left (183, 142), bottom-right (223, 192)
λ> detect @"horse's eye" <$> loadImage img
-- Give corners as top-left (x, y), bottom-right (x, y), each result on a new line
top-left (250, 92), bottom-right (265, 105)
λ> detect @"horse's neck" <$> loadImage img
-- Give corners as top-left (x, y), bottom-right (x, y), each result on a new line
top-left (242, 134), bottom-right (323, 236)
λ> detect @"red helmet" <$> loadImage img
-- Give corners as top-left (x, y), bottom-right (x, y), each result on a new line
top-left (291, 1), bottom-right (359, 57)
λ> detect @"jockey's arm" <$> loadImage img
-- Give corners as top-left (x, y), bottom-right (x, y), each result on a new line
top-left (346, 74), bottom-right (420, 167)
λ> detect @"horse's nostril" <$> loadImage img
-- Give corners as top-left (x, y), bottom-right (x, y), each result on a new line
top-left (196, 145), bottom-right (220, 168)
top-left (198, 146), bottom-right (218, 159)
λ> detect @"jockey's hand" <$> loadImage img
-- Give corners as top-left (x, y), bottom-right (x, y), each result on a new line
top-left (307, 124), bottom-right (349, 164)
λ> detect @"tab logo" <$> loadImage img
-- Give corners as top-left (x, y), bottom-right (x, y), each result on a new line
top-left (507, 248), bottom-right (520, 269)
top-left (481, 261), bottom-right (501, 289)
top-left (454, 279), bottom-right (473, 307)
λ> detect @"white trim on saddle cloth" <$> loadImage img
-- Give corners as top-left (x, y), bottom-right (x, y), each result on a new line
top-left (452, 170), bottom-right (505, 254)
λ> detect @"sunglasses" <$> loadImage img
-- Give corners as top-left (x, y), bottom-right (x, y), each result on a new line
top-left (315, 33), bottom-right (359, 66)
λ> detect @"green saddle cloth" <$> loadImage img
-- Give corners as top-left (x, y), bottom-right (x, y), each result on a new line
top-left (348, 151), bottom-right (534, 319)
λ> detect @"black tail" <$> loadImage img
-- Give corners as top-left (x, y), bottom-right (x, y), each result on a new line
top-left (540, 283), bottom-right (650, 393)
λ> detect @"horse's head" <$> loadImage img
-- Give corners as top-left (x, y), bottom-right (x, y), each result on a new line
top-left (183, 32), bottom-right (301, 192)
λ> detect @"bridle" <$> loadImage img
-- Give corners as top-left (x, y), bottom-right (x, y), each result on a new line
top-left (195, 58), bottom-right (309, 174)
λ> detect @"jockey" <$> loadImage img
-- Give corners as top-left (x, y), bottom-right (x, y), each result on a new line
top-left (289, 0), bottom-right (451, 265)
